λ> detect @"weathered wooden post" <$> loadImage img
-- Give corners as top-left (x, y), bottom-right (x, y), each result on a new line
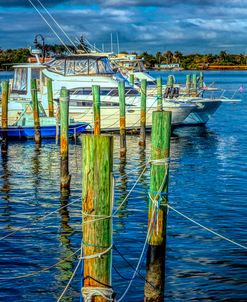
top-left (31, 79), bottom-right (41, 144)
top-left (199, 72), bottom-right (204, 89)
top-left (144, 110), bottom-right (171, 302)
top-left (156, 77), bottom-right (163, 111)
top-left (60, 87), bottom-right (71, 189)
top-left (139, 79), bottom-right (147, 147)
top-left (47, 78), bottom-right (54, 117)
top-left (186, 74), bottom-right (191, 94)
top-left (1, 80), bottom-right (9, 152)
top-left (92, 85), bottom-right (101, 135)
top-left (129, 73), bottom-right (134, 86)
top-left (167, 75), bottom-right (174, 87)
top-left (81, 135), bottom-right (114, 302)
top-left (118, 80), bottom-right (126, 157)
top-left (192, 73), bottom-right (197, 96)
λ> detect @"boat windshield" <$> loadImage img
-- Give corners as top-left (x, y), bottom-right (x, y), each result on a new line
top-left (12, 68), bottom-right (27, 93)
top-left (46, 56), bottom-right (114, 76)
top-left (117, 60), bottom-right (146, 72)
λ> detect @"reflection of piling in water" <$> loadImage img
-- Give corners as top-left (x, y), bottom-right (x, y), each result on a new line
top-left (144, 111), bottom-right (171, 302)
top-left (58, 188), bottom-right (75, 286)
top-left (139, 79), bottom-right (147, 148)
top-left (118, 80), bottom-right (127, 158)
top-left (32, 145), bottom-right (41, 200)
top-left (81, 135), bottom-right (114, 302)
top-left (31, 79), bottom-right (41, 145)
top-left (1, 80), bottom-right (9, 153)
top-left (60, 88), bottom-right (71, 189)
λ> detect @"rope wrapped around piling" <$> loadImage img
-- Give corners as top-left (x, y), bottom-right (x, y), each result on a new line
top-left (81, 287), bottom-right (115, 302)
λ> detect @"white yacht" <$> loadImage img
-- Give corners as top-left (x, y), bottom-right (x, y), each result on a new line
top-left (5, 54), bottom-right (195, 131)
top-left (111, 55), bottom-right (239, 125)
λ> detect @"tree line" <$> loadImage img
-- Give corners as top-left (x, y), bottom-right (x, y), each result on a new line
top-left (1, 44), bottom-right (247, 70)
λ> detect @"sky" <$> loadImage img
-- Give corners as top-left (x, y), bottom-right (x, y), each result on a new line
top-left (0, 0), bottom-right (247, 54)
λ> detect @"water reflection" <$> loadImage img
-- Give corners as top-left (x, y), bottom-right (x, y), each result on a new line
top-left (0, 151), bottom-right (11, 222)
top-left (31, 145), bottom-right (41, 202)
top-left (57, 188), bottom-right (76, 301)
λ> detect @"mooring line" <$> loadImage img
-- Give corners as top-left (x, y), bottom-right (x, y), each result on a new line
top-left (168, 204), bottom-right (247, 250)
top-left (0, 198), bottom-right (80, 241)
top-left (0, 247), bottom-right (81, 280)
top-left (116, 173), bottom-right (167, 302)
top-left (57, 244), bottom-right (83, 302)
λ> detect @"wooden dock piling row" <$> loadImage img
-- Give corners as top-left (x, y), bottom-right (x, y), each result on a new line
top-left (1, 80), bottom-right (9, 152)
top-left (31, 79), bottom-right (41, 144)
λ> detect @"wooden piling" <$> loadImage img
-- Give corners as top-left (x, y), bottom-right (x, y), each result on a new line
top-left (31, 79), bottom-right (41, 144)
top-left (60, 87), bottom-right (71, 189)
top-left (144, 110), bottom-right (171, 302)
top-left (47, 78), bottom-right (54, 117)
top-left (167, 75), bottom-right (174, 87)
top-left (186, 74), bottom-right (191, 94)
top-left (199, 72), bottom-right (204, 89)
top-left (156, 77), bottom-right (163, 111)
top-left (118, 80), bottom-right (126, 157)
top-left (139, 79), bottom-right (147, 147)
top-left (81, 135), bottom-right (113, 302)
top-left (92, 85), bottom-right (101, 135)
top-left (192, 73), bottom-right (197, 96)
top-left (1, 80), bottom-right (9, 152)
top-left (129, 73), bottom-right (134, 86)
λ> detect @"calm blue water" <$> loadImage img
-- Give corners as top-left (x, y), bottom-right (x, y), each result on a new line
top-left (0, 71), bottom-right (246, 301)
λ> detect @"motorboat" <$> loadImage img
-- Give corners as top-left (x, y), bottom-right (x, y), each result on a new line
top-left (4, 53), bottom-right (195, 131)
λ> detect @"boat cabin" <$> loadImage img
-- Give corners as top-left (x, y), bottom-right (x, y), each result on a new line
top-left (11, 63), bottom-right (46, 98)
top-left (45, 55), bottom-right (114, 76)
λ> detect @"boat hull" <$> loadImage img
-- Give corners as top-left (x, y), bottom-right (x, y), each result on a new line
top-left (0, 123), bottom-right (89, 140)
top-left (182, 100), bottom-right (222, 125)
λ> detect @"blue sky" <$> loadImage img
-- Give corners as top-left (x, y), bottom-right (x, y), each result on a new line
top-left (0, 0), bottom-right (246, 54)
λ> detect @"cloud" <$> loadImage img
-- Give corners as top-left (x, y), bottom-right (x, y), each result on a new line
top-left (0, 0), bottom-right (247, 53)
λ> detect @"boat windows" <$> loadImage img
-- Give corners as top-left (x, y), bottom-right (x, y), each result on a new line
top-left (70, 87), bottom-right (139, 97)
top-left (31, 68), bottom-right (41, 79)
top-left (12, 68), bottom-right (27, 93)
top-left (46, 56), bottom-right (114, 76)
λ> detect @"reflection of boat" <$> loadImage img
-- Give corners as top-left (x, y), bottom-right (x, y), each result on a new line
top-left (5, 54), bottom-right (195, 129)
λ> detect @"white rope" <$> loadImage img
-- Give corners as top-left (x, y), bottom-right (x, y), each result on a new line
top-left (0, 198), bottom-right (79, 241)
top-left (113, 156), bottom-right (150, 215)
top-left (168, 204), bottom-right (247, 250)
top-left (28, 0), bottom-right (72, 54)
top-left (57, 245), bottom-right (83, 302)
top-left (82, 287), bottom-right (114, 302)
top-left (0, 247), bottom-right (81, 280)
top-left (35, 0), bottom-right (79, 50)
top-left (117, 171), bottom-right (167, 302)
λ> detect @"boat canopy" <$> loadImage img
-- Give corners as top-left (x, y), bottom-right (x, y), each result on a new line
top-left (12, 65), bottom-right (45, 93)
top-left (46, 55), bottom-right (114, 76)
